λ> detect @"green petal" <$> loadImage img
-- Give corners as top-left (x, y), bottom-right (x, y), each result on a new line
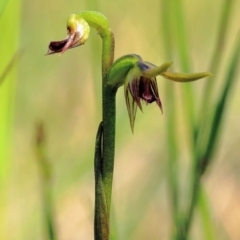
top-left (141, 62), bottom-right (173, 78)
top-left (161, 71), bottom-right (212, 82)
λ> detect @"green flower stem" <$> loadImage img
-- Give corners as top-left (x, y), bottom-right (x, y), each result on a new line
top-left (101, 30), bottom-right (116, 214)
top-left (77, 11), bottom-right (115, 240)
top-left (102, 85), bottom-right (116, 213)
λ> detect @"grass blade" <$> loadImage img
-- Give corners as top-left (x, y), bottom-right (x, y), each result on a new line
top-left (196, 0), bottom-right (234, 151)
top-left (200, 33), bottom-right (240, 171)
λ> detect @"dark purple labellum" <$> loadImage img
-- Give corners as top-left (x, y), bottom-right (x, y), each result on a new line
top-left (139, 77), bottom-right (155, 103)
top-left (47, 39), bottom-right (68, 54)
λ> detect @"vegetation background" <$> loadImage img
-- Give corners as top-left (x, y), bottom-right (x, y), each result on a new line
top-left (0, 0), bottom-right (239, 239)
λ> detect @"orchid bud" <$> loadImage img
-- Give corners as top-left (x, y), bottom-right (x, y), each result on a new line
top-left (47, 14), bottom-right (90, 55)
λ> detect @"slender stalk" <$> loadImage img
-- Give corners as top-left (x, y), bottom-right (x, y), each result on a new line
top-left (102, 83), bottom-right (116, 213)
top-left (100, 27), bottom-right (115, 221)
top-left (77, 12), bottom-right (115, 240)
top-left (96, 31), bottom-right (115, 240)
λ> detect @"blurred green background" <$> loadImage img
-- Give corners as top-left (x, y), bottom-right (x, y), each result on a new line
top-left (0, 0), bottom-right (240, 239)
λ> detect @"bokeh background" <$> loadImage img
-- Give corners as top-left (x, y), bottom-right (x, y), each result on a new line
top-left (0, 0), bottom-right (240, 239)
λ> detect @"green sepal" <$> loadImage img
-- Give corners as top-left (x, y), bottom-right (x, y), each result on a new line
top-left (107, 54), bottom-right (142, 90)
